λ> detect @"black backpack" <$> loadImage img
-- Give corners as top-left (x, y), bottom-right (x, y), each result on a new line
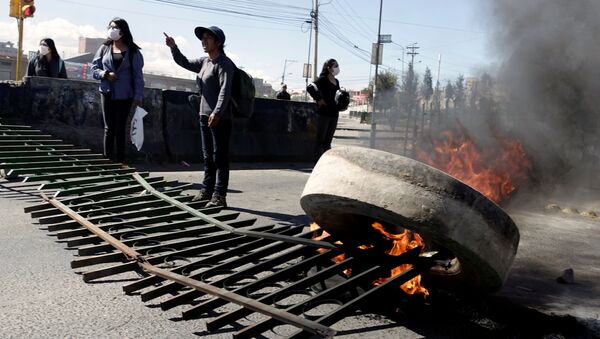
top-left (231, 65), bottom-right (256, 118)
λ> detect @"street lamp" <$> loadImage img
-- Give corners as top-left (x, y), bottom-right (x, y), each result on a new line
top-left (281, 59), bottom-right (297, 85)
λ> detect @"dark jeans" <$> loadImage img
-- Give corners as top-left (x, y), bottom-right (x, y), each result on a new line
top-left (200, 115), bottom-right (232, 196)
top-left (314, 114), bottom-right (338, 162)
top-left (101, 92), bottom-right (132, 163)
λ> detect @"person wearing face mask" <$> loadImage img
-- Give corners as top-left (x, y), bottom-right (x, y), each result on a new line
top-left (164, 26), bottom-right (234, 208)
top-left (91, 17), bottom-right (144, 163)
top-left (26, 38), bottom-right (67, 78)
top-left (307, 58), bottom-right (342, 162)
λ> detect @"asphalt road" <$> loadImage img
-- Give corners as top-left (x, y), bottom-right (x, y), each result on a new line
top-left (1, 115), bottom-right (599, 338)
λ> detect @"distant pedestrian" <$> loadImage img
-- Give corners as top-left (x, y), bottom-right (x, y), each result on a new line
top-left (164, 26), bottom-right (234, 208)
top-left (276, 84), bottom-right (291, 100)
top-left (307, 58), bottom-right (342, 162)
top-left (26, 38), bottom-right (67, 79)
top-left (91, 17), bottom-right (144, 163)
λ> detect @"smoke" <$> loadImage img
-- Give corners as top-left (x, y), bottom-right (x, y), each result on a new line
top-left (481, 0), bottom-right (600, 184)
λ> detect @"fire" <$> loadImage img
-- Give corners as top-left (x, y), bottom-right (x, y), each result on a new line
top-left (370, 222), bottom-right (429, 297)
top-left (310, 222), bottom-right (429, 297)
top-left (415, 130), bottom-right (532, 203)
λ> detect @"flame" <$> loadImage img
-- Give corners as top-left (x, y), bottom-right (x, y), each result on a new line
top-left (310, 222), bottom-right (429, 297)
top-left (370, 222), bottom-right (429, 297)
top-left (310, 222), bottom-right (347, 269)
top-left (415, 130), bottom-right (532, 203)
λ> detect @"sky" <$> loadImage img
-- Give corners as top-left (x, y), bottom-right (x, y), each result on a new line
top-left (0, 0), bottom-right (494, 92)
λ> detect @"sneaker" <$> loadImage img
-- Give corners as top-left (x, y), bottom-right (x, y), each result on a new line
top-left (205, 193), bottom-right (227, 208)
top-left (192, 188), bottom-right (213, 202)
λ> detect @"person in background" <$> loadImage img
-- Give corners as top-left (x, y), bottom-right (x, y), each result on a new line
top-left (91, 17), bottom-right (144, 163)
top-left (307, 58), bottom-right (341, 162)
top-left (26, 38), bottom-right (67, 78)
top-left (276, 84), bottom-right (291, 100)
top-left (164, 26), bottom-right (234, 208)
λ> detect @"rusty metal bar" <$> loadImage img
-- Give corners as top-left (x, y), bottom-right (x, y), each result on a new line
top-left (192, 249), bottom-right (338, 321)
top-left (23, 168), bottom-right (136, 183)
top-left (38, 172), bottom-right (150, 191)
top-left (41, 194), bottom-right (336, 338)
top-left (132, 172), bottom-right (336, 250)
top-left (139, 226), bottom-right (301, 302)
top-left (123, 226), bottom-right (305, 295)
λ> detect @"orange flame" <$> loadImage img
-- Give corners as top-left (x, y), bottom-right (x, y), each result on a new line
top-left (310, 222), bottom-right (429, 297)
top-left (416, 130), bottom-right (531, 203)
top-left (370, 222), bottom-right (429, 297)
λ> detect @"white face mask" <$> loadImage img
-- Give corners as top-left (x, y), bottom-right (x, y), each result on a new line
top-left (332, 66), bottom-right (340, 76)
top-left (39, 45), bottom-right (50, 56)
top-left (108, 27), bottom-right (122, 41)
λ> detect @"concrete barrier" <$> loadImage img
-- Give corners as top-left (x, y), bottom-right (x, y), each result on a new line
top-left (0, 78), bottom-right (317, 162)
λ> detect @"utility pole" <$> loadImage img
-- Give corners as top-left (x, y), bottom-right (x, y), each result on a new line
top-left (406, 43), bottom-right (420, 66)
top-left (281, 59), bottom-right (297, 85)
top-left (370, 0), bottom-right (384, 149)
top-left (16, 17), bottom-right (24, 80)
top-left (436, 53), bottom-right (441, 89)
top-left (304, 19), bottom-right (313, 101)
top-left (311, 0), bottom-right (319, 81)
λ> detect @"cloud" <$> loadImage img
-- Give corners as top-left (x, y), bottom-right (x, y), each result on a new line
top-left (0, 18), bottom-right (103, 56)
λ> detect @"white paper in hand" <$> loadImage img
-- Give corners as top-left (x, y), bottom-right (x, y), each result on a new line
top-left (130, 106), bottom-right (148, 151)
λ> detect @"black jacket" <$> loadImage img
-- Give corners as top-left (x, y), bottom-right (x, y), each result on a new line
top-left (27, 56), bottom-right (67, 79)
top-left (307, 76), bottom-right (340, 117)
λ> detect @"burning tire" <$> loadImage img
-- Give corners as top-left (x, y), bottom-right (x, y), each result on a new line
top-left (300, 146), bottom-right (520, 292)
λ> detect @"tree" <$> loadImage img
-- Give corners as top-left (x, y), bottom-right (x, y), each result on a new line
top-left (401, 63), bottom-right (419, 108)
top-left (445, 80), bottom-right (455, 110)
top-left (371, 70), bottom-right (398, 111)
top-left (454, 74), bottom-right (465, 111)
top-left (420, 67), bottom-right (434, 103)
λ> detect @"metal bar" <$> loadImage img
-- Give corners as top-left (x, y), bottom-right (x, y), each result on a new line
top-left (146, 265), bottom-right (336, 338)
top-left (68, 215), bottom-right (253, 250)
top-left (198, 250), bottom-right (338, 324)
top-left (39, 188), bottom-right (188, 224)
top-left (0, 139), bottom-right (64, 145)
top-left (23, 168), bottom-right (136, 183)
top-left (6, 163), bottom-right (124, 178)
top-left (52, 201), bottom-right (213, 239)
top-left (53, 176), bottom-right (165, 197)
top-left (123, 226), bottom-right (301, 295)
top-left (132, 173), bottom-right (336, 250)
top-left (140, 227), bottom-right (298, 303)
top-left (0, 135), bottom-right (54, 140)
top-left (159, 239), bottom-right (301, 311)
top-left (38, 172), bottom-right (149, 190)
top-left (1, 149), bottom-right (92, 158)
top-left (2, 158), bottom-right (111, 169)
top-left (0, 153), bottom-right (103, 163)
top-left (0, 144), bottom-right (78, 151)
top-left (181, 245), bottom-right (316, 319)
top-left (34, 185), bottom-right (187, 219)
top-left (69, 213), bottom-right (242, 267)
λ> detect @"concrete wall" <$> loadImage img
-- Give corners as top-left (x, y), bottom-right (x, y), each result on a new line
top-left (0, 77), bottom-right (317, 162)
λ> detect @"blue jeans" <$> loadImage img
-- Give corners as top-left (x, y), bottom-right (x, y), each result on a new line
top-left (200, 115), bottom-right (232, 196)
top-left (314, 114), bottom-right (338, 162)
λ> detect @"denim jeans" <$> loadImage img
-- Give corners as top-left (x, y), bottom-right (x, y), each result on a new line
top-left (101, 92), bottom-right (132, 163)
top-left (314, 114), bottom-right (338, 162)
top-left (200, 115), bottom-right (232, 196)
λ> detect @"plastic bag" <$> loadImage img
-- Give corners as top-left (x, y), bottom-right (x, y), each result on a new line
top-left (130, 106), bottom-right (148, 151)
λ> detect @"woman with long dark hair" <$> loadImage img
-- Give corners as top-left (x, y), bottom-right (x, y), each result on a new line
top-left (307, 58), bottom-right (341, 162)
top-left (26, 38), bottom-right (67, 78)
top-left (165, 26), bottom-right (234, 208)
top-left (91, 17), bottom-right (144, 163)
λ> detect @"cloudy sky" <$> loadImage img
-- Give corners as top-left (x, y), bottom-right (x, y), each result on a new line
top-left (1, 0), bottom-right (491, 90)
